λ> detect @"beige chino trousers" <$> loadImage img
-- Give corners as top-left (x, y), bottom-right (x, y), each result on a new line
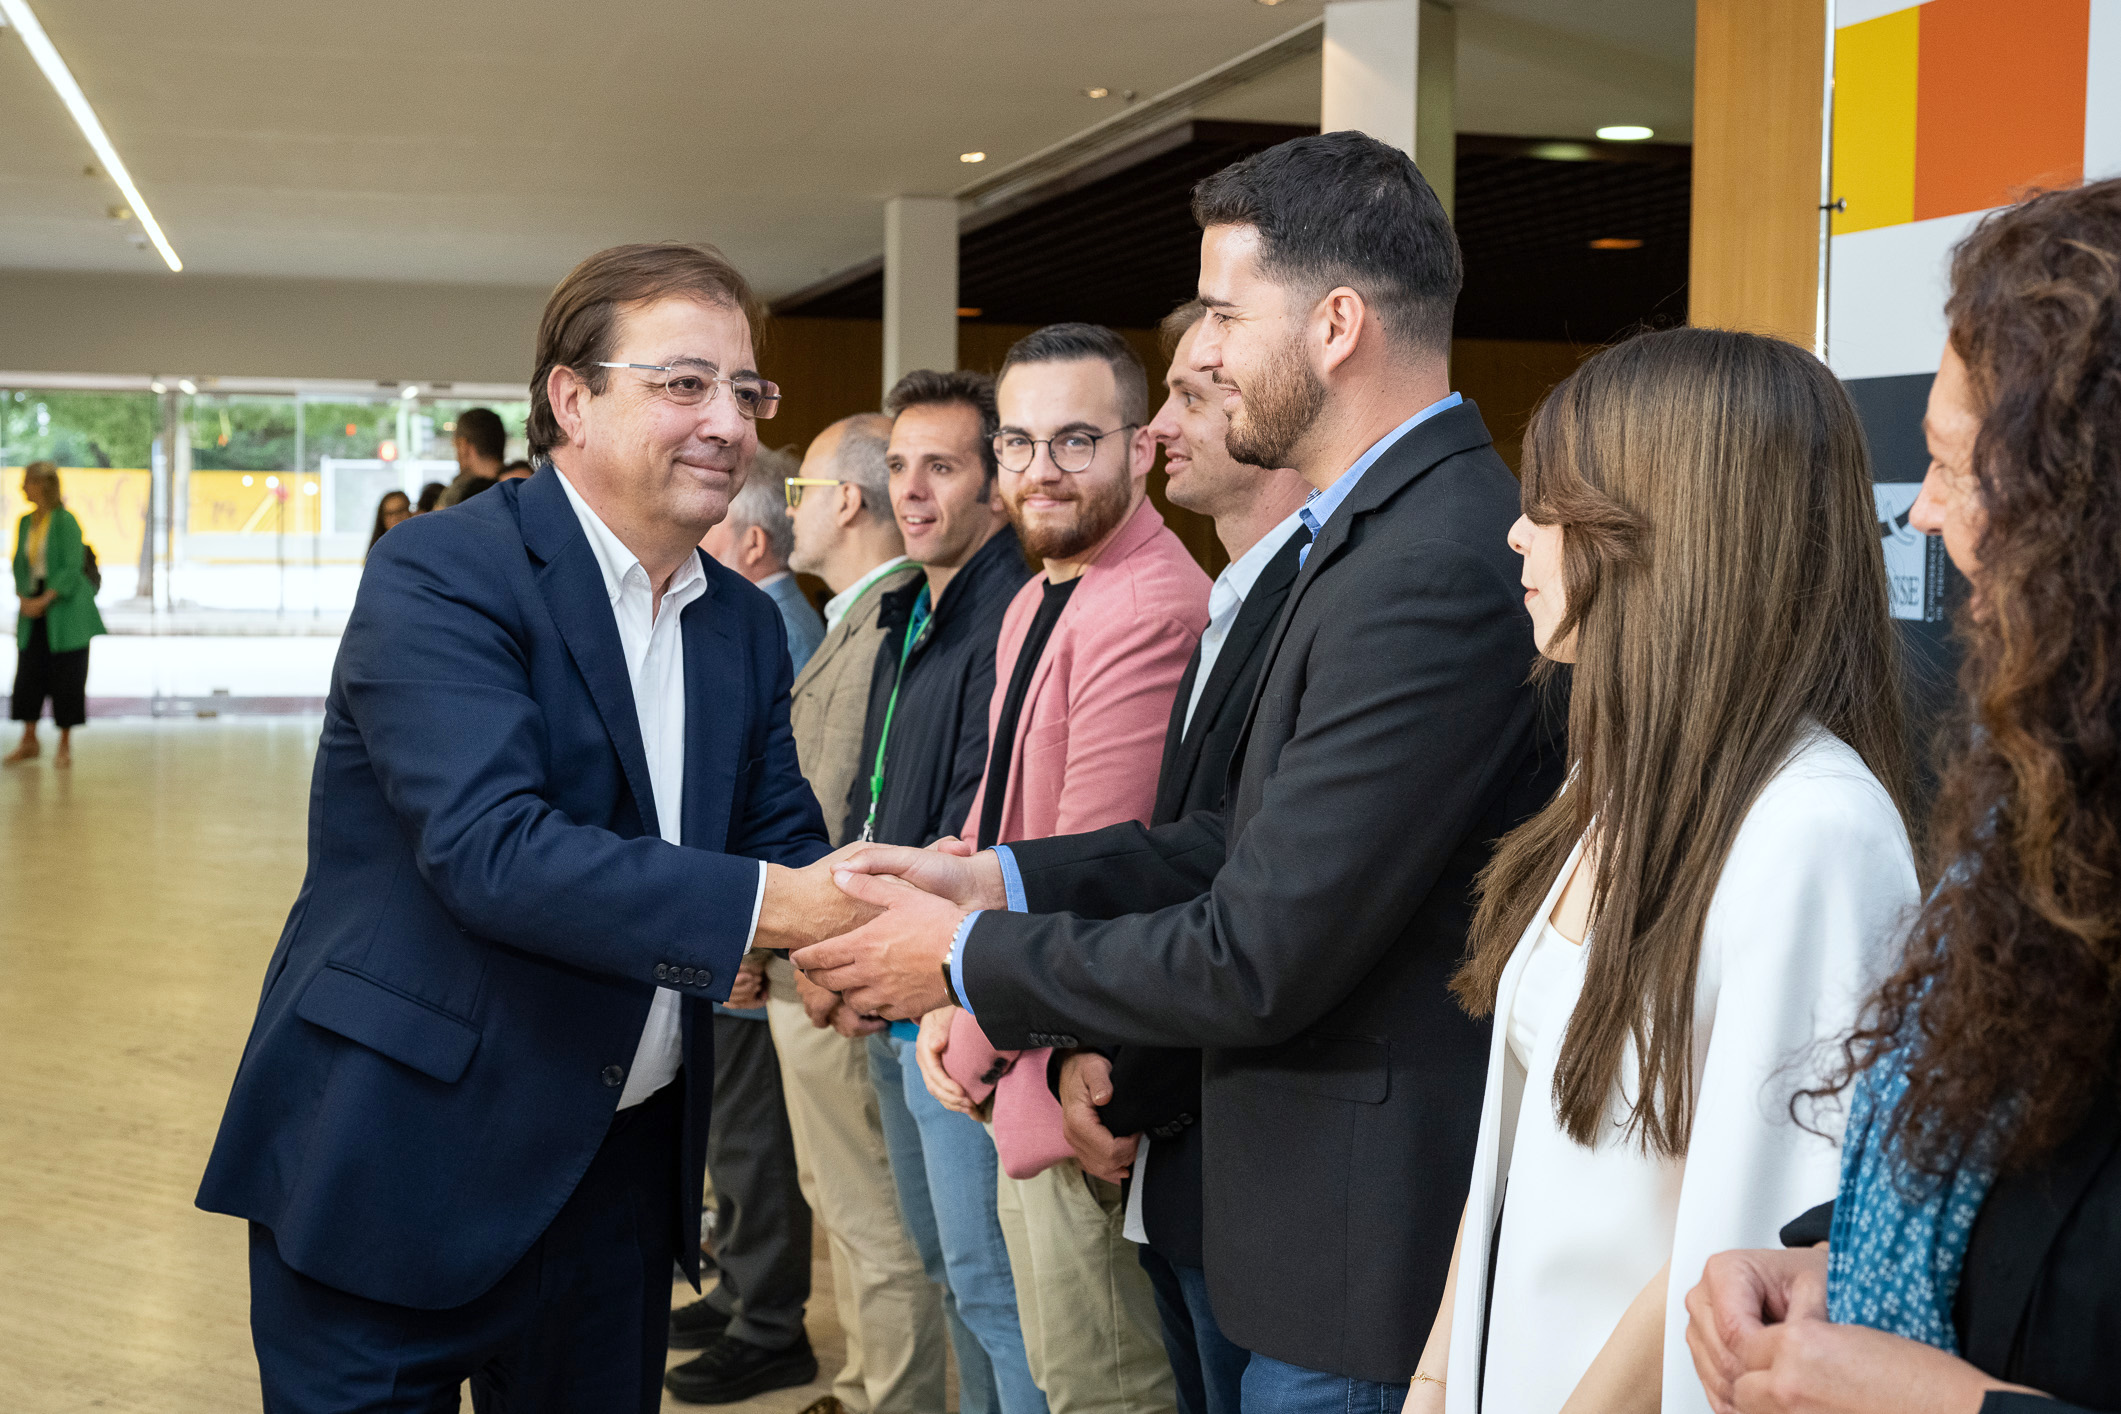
top-left (995, 1152), bottom-right (1177, 1414)
top-left (764, 957), bottom-right (949, 1414)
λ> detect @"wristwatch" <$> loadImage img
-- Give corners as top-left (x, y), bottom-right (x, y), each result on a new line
top-left (941, 959), bottom-right (963, 1009)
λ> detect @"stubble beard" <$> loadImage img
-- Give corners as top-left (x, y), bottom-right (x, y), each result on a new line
top-left (1224, 336), bottom-right (1327, 470)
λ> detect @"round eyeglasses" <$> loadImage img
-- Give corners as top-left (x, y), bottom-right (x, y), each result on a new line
top-left (594, 359), bottom-right (781, 420)
top-left (992, 424), bottom-right (1138, 474)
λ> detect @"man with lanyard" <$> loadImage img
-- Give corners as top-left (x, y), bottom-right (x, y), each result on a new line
top-left (841, 368), bottom-right (1046, 1414)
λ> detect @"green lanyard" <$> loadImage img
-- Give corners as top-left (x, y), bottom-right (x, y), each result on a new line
top-left (859, 584), bottom-right (934, 843)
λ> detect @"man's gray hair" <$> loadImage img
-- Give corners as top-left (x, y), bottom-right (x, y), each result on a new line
top-left (829, 413), bottom-right (894, 516)
top-left (730, 445), bottom-right (800, 564)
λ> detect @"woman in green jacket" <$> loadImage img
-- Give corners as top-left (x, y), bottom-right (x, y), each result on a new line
top-left (9, 462), bottom-right (106, 767)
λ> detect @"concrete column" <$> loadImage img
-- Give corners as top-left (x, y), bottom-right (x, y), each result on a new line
top-left (881, 196), bottom-right (959, 401)
top-left (1322, 0), bottom-right (1457, 217)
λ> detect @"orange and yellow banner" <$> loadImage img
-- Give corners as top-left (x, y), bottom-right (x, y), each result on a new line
top-left (1834, 0), bottom-right (2091, 234)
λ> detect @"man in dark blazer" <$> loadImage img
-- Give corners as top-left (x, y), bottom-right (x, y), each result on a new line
top-left (799, 134), bottom-right (1561, 1411)
top-left (1051, 297), bottom-right (1311, 1414)
top-left (197, 242), bottom-right (867, 1413)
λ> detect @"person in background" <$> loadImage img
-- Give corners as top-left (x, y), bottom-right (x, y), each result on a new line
top-left (702, 445), bottom-right (826, 672)
top-left (439, 406), bottom-right (506, 507)
top-left (848, 368), bottom-right (1044, 1414)
top-left (368, 490), bottom-right (411, 555)
top-left (743, 410), bottom-right (956, 1414)
top-left (1053, 300), bottom-right (1313, 1414)
top-left (500, 459), bottom-right (535, 482)
top-left (7, 461), bottom-right (104, 768)
top-left (415, 481), bottom-right (447, 514)
top-left (670, 447), bottom-right (833, 1403)
top-left (1404, 328), bottom-right (1919, 1414)
top-left (920, 322), bottom-right (1205, 1414)
top-left (1687, 179), bottom-right (2121, 1414)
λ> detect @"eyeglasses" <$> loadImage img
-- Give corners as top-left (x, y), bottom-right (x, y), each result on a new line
top-left (594, 359), bottom-right (781, 420)
top-left (992, 424), bottom-right (1138, 474)
top-left (784, 477), bottom-right (843, 509)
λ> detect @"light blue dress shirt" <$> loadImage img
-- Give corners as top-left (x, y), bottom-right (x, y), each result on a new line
top-left (947, 391), bottom-right (1465, 1016)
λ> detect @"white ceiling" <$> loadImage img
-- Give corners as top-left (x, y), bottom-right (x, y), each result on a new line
top-left (0, 0), bottom-right (1691, 298)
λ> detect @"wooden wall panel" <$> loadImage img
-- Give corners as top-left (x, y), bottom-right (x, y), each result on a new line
top-left (1690, 0), bottom-right (1828, 345)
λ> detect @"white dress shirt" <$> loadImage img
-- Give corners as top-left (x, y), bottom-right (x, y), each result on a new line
top-left (823, 554), bottom-right (911, 631)
top-left (1445, 728), bottom-right (1918, 1413)
top-left (1180, 510), bottom-right (1307, 737)
top-left (1120, 509), bottom-right (1308, 1246)
top-left (554, 470), bottom-right (766, 1109)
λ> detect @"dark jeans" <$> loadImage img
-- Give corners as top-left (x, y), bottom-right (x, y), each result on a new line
top-left (248, 1079), bottom-right (682, 1414)
top-left (703, 1011), bottom-right (812, 1350)
top-left (11, 590), bottom-right (87, 729)
top-left (1139, 1246), bottom-right (1249, 1414)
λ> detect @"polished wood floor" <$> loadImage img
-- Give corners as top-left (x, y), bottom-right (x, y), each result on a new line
top-left (0, 719), bottom-right (844, 1412)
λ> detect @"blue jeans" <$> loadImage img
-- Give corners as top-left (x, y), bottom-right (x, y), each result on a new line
top-left (1240, 1352), bottom-right (1406, 1414)
top-left (1138, 1247), bottom-right (1248, 1414)
top-left (870, 1034), bottom-right (1047, 1414)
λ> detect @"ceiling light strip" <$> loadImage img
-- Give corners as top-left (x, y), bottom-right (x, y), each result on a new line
top-left (0, 0), bottom-right (183, 272)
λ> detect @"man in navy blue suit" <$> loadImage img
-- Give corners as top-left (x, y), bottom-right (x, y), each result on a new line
top-left (197, 242), bottom-right (866, 1412)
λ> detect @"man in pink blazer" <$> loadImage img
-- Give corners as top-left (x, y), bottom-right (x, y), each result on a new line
top-left (919, 323), bottom-right (1207, 1414)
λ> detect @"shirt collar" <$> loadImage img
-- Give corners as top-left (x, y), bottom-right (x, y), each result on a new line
top-left (824, 554), bottom-right (910, 630)
top-left (1213, 508), bottom-right (1308, 610)
top-left (553, 467), bottom-right (706, 608)
top-left (1297, 391), bottom-right (1463, 545)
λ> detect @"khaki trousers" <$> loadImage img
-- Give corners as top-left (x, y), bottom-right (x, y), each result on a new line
top-left (765, 957), bottom-right (949, 1414)
top-left (995, 1153), bottom-right (1177, 1414)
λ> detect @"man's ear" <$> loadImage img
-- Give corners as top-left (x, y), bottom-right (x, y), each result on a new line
top-left (1128, 422), bottom-right (1158, 479)
top-left (835, 481), bottom-right (866, 529)
top-left (744, 522), bottom-right (771, 567)
top-left (547, 365), bottom-right (592, 450)
top-left (1318, 287), bottom-right (1371, 377)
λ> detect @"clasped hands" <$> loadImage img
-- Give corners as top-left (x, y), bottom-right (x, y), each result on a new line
top-left (1683, 1246), bottom-right (2031, 1413)
top-left (754, 835), bottom-right (1007, 1025)
top-left (18, 591), bottom-right (55, 620)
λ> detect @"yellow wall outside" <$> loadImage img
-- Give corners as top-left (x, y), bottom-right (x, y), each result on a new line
top-left (1833, 7), bottom-right (1921, 235)
top-left (188, 471), bottom-right (323, 538)
top-left (2, 468), bottom-right (149, 570)
top-left (3, 467), bottom-right (328, 574)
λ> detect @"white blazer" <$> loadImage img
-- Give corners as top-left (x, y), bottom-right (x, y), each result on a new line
top-left (1444, 728), bottom-right (1919, 1414)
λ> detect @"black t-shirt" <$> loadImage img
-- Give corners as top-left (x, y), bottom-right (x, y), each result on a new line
top-left (976, 576), bottom-right (1081, 850)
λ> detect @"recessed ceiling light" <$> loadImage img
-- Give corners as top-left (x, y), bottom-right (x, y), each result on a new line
top-left (0, 0), bottom-right (182, 271)
top-left (149, 379), bottom-right (166, 394)
top-left (1589, 238), bottom-right (1645, 250)
top-left (1084, 86), bottom-right (1110, 99)
top-left (177, 378), bottom-right (197, 395)
top-left (956, 307), bottom-right (983, 318)
top-left (1257, 0), bottom-right (1287, 6)
top-left (1596, 125), bottom-right (1655, 142)
top-left (959, 151), bottom-right (986, 163)
top-left (401, 385), bottom-right (420, 400)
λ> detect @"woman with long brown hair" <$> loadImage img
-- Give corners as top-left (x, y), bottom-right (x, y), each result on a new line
top-left (1686, 181), bottom-right (2121, 1414)
top-left (1406, 327), bottom-right (1921, 1414)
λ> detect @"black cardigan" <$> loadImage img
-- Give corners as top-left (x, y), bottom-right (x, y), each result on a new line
top-left (1780, 1096), bottom-right (2121, 1412)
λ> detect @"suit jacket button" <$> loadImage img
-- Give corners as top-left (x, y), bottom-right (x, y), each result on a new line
top-left (654, 964), bottom-right (670, 981)
top-left (1055, 1035), bottom-right (1079, 1048)
top-left (682, 967), bottom-right (699, 985)
top-left (601, 1065), bottom-right (625, 1088)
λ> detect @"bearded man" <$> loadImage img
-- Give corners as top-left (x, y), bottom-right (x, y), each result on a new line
top-left (897, 321), bottom-right (1208, 1414)
top-left (798, 133), bottom-right (1561, 1412)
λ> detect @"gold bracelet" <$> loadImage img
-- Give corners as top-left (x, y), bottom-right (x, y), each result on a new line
top-left (1412, 1371), bottom-right (1445, 1388)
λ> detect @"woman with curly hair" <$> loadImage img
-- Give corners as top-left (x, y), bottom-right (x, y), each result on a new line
top-left (1686, 178), bottom-right (2121, 1413)
top-left (1406, 325), bottom-right (1920, 1414)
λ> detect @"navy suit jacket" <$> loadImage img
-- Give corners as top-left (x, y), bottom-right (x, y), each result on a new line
top-left (196, 468), bottom-right (830, 1310)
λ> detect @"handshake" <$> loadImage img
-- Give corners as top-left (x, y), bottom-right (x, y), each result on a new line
top-left (750, 837), bottom-right (1010, 1032)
